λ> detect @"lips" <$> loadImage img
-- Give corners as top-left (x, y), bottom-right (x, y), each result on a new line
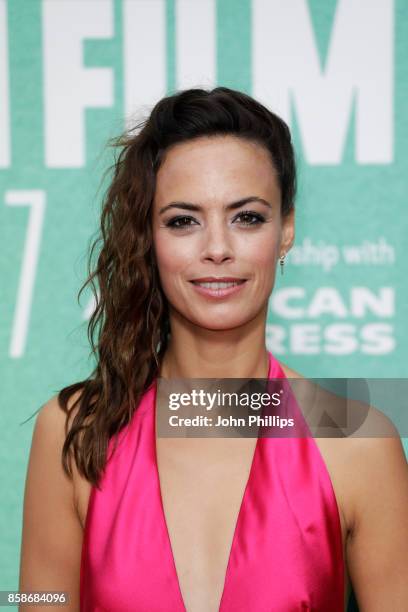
top-left (189, 278), bottom-right (248, 299)
top-left (190, 277), bottom-right (246, 283)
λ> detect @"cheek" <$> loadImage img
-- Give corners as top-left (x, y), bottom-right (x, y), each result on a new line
top-left (244, 231), bottom-right (280, 272)
top-left (153, 231), bottom-right (194, 284)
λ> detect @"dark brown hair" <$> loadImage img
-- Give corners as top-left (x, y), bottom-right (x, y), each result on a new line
top-left (58, 86), bottom-right (297, 487)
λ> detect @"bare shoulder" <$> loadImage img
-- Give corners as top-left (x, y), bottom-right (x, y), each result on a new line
top-left (35, 390), bottom-right (86, 494)
top-left (345, 422), bottom-right (408, 608)
top-left (19, 390), bottom-right (87, 609)
top-left (35, 390), bottom-right (82, 444)
top-left (343, 415), bottom-right (408, 520)
top-left (39, 390), bottom-right (92, 520)
top-left (24, 388), bottom-right (86, 518)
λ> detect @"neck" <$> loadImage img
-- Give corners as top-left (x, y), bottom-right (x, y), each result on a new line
top-left (160, 345), bottom-right (270, 379)
top-left (159, 300), bottom-right (274, 379)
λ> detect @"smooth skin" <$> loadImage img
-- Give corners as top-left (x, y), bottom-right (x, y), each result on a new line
top-left (19, 135), bottom-right (408, 611)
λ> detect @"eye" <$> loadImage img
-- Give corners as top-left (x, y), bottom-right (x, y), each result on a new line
top-left (165, 215), bottom-right (198, 229)
top-left (164, 210), bottom-right (266, 230)
top-left (234, 210), bottom-right (266, 226)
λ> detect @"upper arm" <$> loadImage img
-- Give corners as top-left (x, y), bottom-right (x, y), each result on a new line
top-left (19, 395), bottom-right (83, 611)
top-left (346, 430), bottom-right (408, 611)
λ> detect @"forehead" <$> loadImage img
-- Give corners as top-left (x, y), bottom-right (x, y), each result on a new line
top-left (153, 135), bottom-right (281, 208)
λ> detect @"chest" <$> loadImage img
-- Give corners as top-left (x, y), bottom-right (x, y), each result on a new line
top-left (156, 437), bottom-right (258, 612)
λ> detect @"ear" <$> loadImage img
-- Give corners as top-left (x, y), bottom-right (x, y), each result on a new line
top-left (280, 208), bottom-right (295, 255)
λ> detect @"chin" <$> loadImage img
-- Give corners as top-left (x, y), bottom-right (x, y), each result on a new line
top-left (192, 317), bottom-right (250, 332)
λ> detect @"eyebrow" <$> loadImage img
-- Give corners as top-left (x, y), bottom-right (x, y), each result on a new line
top-left (158, 196), bottom-right (272, 216)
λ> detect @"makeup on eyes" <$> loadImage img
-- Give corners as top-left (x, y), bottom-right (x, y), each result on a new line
top-left (164, 210), bottom-right (267, 230)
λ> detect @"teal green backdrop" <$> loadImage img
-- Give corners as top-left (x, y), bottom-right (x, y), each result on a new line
top-left (1, 0), bottom-right (407, 594)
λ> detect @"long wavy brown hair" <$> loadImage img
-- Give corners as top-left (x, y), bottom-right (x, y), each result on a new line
top-left (58, 86), bottom-right (297, 488)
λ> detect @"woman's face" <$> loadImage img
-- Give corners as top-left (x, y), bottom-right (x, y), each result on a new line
top-left (151, 135), bottom-right (294, 331)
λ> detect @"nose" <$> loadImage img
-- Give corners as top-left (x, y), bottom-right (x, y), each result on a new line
top-left (201, 220), bottom-right (234, 264)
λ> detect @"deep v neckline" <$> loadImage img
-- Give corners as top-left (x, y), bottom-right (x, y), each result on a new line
top-left (152, 352), bottom-right (273, 611)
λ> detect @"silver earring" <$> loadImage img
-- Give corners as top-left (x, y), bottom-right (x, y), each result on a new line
top-left (279, 253), bottom-right (286, 275)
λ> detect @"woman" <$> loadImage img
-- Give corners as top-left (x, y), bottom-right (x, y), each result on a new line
top-left (19, 87), bottom-right (408, 611)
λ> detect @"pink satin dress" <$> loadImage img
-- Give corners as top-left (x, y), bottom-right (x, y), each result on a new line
top-left (80, 351), bottom-right (345, 611)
